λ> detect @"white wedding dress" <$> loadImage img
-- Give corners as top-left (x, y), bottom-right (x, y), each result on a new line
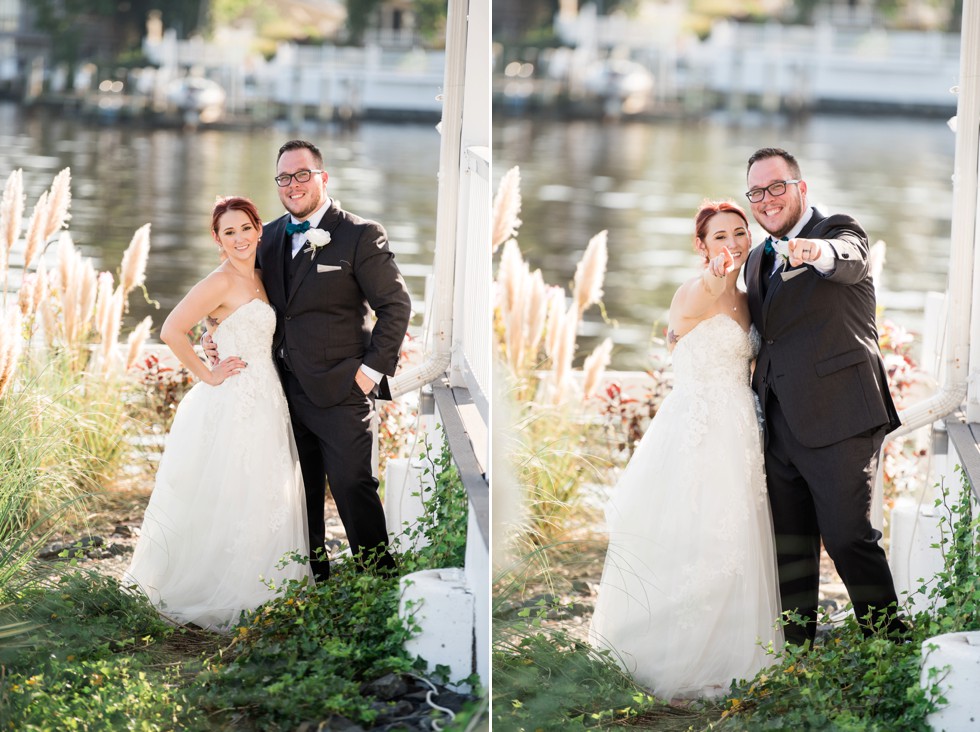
top-left (124, 298), bottom-right (311, 632)
top-left (589, 314), bottom-right (783, 699)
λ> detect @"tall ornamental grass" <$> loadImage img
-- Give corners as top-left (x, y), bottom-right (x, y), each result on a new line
top-left (493, 166), bottom-right (622, 555)
top-left (0, 167), bottom-right (154, 564)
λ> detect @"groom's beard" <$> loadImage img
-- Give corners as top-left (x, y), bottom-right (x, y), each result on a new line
top-left (755, 191), bottom-right (804, 240)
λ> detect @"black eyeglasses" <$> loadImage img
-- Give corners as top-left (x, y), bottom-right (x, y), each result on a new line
top-left (274, 169), bottom-right (323, 187)
top-left (745, 179), bottom-right (800, 203)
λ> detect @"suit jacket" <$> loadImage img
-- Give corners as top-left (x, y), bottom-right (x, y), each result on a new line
top-left (745, 211), bottom-right (901, 448)
top-left (257, 200), bottom-right (412, 409)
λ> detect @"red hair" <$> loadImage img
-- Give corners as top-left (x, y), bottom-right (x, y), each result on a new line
top-left (211, 196), bottom-right (262, 234)
top-left (693, 200), bottom-right (749, 250)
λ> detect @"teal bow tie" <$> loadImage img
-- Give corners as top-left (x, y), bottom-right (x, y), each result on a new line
top-left (764, 236), bottom-right (789, 255)
top-left (286, 220), bottom-right (311, 235)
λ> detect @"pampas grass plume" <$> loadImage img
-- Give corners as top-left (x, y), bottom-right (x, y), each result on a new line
top-left (496, 239), bottom-right (524, 314)
top-left (22, 190), bottom-right (49, 271)
top-left (94, 271), bottom-right (115, 336)
top-left (543, 287), bottom-right (565, 360)
top-left (55, 233), bottom-right (82, 344)
top-left (0, 169), bottom-right (24, 255)
top-left (524, 269), bottom-right (548, 366)
top-left (43, 168), bottom-right (72, 241)
top-left (550, 305), bottom-right (578, 404)
top-left (0, 309), bottom-right (22, 398)
top-left (77, 259), bottom-right (98, 338)
top-left (119, 223), bottom-right (151, 301)
top-left (56, 231), bottom-right (76, 296)
top-left (31, 259), bottom-right (48, 316)
top-left (573, 230), bottom-right (608, 315)
top-left (100, 288), bottom-right (124, 372)
top-left (582, 337), bottom-right (613, 399)
top-left (125, 316), bottom-right (153, 370)
top-left (17, 273), bottom-right (34, 316)
top-left (492, 166), bottom-right (522, 253)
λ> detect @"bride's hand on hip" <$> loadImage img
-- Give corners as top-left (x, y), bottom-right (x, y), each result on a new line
top-left (207, 356), bottom-right (246, 386)
top-left (202, 331), bottom-right (219, 365)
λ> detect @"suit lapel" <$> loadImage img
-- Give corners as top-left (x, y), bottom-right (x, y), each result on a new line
top-left (798, 210), bottom-right (825, 238)
top-left (287, 237), bottom-right (317, 303)
top-left (285, 201), bottom-right (346, 306)
top-left (746, 244), bottom-right (766, 330)
top-left (758, 211), bottom-right (828, 324)
top-left (263, 217), bottom-right (289, 309)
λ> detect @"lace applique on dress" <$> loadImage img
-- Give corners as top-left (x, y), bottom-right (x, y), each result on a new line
top-left (670, 316), bottom-right (754, 451)
top-left (124, 297), bottom-right (312, 632)
top-left (212, 300), bottom-right (277, 424)
top-left (590, 313), bottom-right (782, 700)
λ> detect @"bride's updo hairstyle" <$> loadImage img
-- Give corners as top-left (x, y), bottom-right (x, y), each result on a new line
top-left (211, 195), bottom-right (262, 235)
top-left (693, 199), bottom-right (749, 261)
top-left (211, 196), bottom-right (262, 261)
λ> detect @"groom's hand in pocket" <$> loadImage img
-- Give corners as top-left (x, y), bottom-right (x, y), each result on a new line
top-left (354, 368), bottom-right (376, 395)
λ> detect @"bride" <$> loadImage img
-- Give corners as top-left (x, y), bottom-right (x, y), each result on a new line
top-left (124, 196), bottom-right (311, 632)
top-left (589, 200), bottom-right (783, 699)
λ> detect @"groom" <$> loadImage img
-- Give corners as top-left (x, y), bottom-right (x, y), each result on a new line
top-left (232, 139), bottom-right (410, 582)
top-left (743, 147), bottom-right (903, 645)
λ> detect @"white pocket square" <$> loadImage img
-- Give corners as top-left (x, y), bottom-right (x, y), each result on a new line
top-left (317, 264), bottom-right (342, 273)
top-left (780, 267), bottom-right (807, 282)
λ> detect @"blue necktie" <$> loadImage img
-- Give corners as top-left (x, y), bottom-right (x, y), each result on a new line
top-left (286, 220), bottom-right (311, 235)
top-left (763, 235), bottom-right (789, 255)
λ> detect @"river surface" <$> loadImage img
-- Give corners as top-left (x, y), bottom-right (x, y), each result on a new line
top-left (493, 112), bottom-right (956, 370)
top-left (0, 102), bottom-right (440, 334)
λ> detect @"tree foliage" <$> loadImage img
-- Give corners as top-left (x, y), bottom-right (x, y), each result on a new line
top-left (32, 0), bottom-right (206, 65)
top-left (344, 0), bottom-right (383, 45)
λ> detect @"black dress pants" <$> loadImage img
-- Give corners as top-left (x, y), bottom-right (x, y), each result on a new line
top-left (279, 366), bottom-right (395, 582)
top-left (764, 393), bottom-right (900, 644)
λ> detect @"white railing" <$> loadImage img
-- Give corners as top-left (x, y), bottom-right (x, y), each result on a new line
top-left (698, 21), bottom-right (960, 109)
top-left (452, 145), bottom-right (490, 424)
top-left (552, 12), bottom-right (961, 111)
top-left (143, 31), bottom-right (445, 116)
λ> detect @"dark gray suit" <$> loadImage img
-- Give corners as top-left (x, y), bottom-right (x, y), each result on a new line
top-left (258, 200), bottom-right (411, 579)
top-left (745, 210), bottom-right (902, 643)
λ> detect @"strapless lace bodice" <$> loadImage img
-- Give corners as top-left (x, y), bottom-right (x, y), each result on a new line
top-left (212, 298), bottom-right (275, 364)
top-left (671, 315), bottom-right (760, 390)
top-left (207, 298), bottom-right (284, 428)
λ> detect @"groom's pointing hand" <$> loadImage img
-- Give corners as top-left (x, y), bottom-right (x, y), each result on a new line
top-left (787, 238), bottom-right (822, 268)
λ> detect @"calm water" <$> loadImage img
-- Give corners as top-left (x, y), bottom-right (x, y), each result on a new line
top-left (493, 113), bottom-right (956, 370)
top-left (0, 102), bottom-right (440, 334)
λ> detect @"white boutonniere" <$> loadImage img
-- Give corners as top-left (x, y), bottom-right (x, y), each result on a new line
top-left (772, 238), bottom-right (791, 267)
top-left (303, 229), bottom-right (331, 260)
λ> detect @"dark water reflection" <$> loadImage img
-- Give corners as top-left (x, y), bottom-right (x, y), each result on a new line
top-left (0, 102), bottom-right (439, 334)
top-left (494, 113), bottom-right (955, 370)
